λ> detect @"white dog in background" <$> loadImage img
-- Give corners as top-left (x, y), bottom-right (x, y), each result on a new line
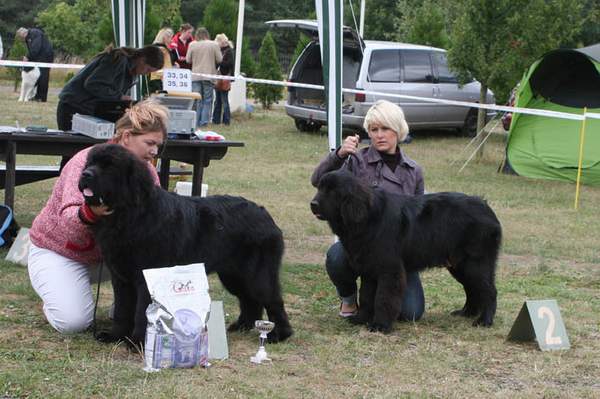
top-left (18, 67), bottom-right (40, 102)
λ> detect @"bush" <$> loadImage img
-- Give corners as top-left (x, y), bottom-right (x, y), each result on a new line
top-left (254, 31), bottom-right (283, 109)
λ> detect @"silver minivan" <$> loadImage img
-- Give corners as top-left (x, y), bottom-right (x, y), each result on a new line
top-left (266, 20), bottom-right (496, 136)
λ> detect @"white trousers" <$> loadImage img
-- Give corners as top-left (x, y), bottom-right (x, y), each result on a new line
top-left (28, 242), bottom-right (102, 334)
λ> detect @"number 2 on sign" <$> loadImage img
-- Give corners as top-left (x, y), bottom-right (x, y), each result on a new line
top-left (537, 306), bottom-right (562, 345)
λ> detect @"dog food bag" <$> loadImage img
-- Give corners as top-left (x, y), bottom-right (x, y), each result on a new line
top-left (142, 263), bottom-right (211, 371)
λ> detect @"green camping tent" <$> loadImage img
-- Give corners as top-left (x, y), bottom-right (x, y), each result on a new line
top-left (504, 44), bottom-right (600, 186)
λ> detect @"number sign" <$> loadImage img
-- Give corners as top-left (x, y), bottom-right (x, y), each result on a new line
top-left (507, 300), bottom-right (570, 351)
top-left (162, 68), bottom-right (192, 93)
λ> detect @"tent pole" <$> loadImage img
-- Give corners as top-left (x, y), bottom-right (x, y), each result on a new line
top-left (574, 107), bottom-right (588, 210)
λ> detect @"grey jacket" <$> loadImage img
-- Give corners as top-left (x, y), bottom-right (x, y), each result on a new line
top-left (311, 145), bottom-right (425, 196)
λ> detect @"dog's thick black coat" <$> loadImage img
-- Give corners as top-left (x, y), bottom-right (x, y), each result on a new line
top-left (311, 170), bottom-right (501, 333)
top-left (79, 144), bottom-right (293, 345)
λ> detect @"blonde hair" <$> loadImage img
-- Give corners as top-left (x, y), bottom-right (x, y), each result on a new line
top-left (215, 33), bottom-right (233, 49)
top-left (363, 100), bottom-right (409, 142)
top-left (153, 28), bottom-right (174, 46)
top-left (16, 27), bottom-right (28, 39)
top-left (114, 99), bottom-right (169, 142)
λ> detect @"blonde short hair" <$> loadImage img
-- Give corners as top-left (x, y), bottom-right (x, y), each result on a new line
top-left (363, 100), bottom-right (409, 142)
top-left (114, 99), bottom-right (169, 142)
top-left (153, 28), bottom-right (174, 45)
top-left (16, 27), bottom-right (28, 39)
top-left (215, 33), bottom-right (233, 49)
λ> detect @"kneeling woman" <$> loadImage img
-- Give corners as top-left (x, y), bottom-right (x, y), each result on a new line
top-left (28, 100), bottom-right (168, 334)
top-left (311, 100), bottom-right (426, 321)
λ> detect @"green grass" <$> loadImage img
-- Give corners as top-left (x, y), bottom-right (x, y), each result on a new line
top-left (1, 84), bottom-right (600, 398)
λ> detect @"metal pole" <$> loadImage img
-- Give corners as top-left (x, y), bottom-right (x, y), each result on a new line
top-left (234, 0), bottom-right (244, 77)
top-left (359, 0), bottom-right (365, 37)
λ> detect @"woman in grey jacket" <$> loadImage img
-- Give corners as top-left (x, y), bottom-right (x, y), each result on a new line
top-left (57, 45), bottom-right (164, 131)
top-left (311, 100), bottom-right (425, 320)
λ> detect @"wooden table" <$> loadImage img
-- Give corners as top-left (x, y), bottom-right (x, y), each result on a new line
top-left (0, 128), bottom-right (244, 210)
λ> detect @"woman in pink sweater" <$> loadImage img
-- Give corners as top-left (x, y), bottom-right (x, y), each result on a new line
top-left (28, 99), bottom-right (169, 334)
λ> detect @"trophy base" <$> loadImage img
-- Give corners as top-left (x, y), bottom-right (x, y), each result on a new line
top-left (250, 347), bottom-right (271, 364)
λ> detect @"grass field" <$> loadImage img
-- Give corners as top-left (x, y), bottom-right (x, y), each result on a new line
top-left (1, 82), bottom-right (599, 398)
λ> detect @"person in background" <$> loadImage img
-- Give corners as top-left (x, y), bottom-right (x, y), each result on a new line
top-left (311, 100), bottom-right (426, 321)
top-left (28, 99), bottom-right (169, 334)
top-left (149, 27), bottom-right (178, 93)
top-left (186, 27), bottom-right (222, 128)
top-left (169, 23), bottom-right (194, 70)
top-left (0, 33), bottom-right (3, 59)
top-left (212, 33), bottom-right (234, 125)
top-left (57, 45), bottom-right (163, 131)
top-left (16, 27), bottom-right (54, 102)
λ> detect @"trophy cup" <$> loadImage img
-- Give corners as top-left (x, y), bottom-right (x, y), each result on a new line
top-left (250, 320), bottom-right (275, 364)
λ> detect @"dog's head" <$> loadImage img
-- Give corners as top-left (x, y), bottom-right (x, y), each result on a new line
top-left (78, 144), bottom-right (155, 211)
top-left (310, 170), bottom-right (373, 229)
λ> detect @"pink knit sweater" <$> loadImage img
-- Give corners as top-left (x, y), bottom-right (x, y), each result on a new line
top-left (29, 146), bottom-right (160, 265)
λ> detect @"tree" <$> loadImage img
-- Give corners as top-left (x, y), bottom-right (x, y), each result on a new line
top-left (201, 0), bottom-right (237, 41)
top-left (290, 33), bottom-right (311, 71)
top-left (240, 40), bottom-right (257, 96)
top-left (37, 0), bottom-right (110, 59)
top-left (254, 31), bottom-right (283, 109)
top-left (448, 0), bottom-right (583, 155)
top-left (393, 0), bottom-right (450, 48)
top-left (7, 39), bottom-right (27, 92)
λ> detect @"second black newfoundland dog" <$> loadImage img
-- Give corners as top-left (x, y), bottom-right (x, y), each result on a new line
top-left (311, 170), bottom-right (502, 333)
top-left (79, 144), bottom-right (293, 345)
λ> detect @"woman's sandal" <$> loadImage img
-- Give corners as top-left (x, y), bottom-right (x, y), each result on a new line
top-left (338, 302), bottom-right (358, 318)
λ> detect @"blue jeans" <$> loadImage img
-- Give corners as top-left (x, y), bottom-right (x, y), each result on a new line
top-left (192, 80), bottom-right (214, 127)
top-left (212, 90), bottom-right (230, 125)
top-left (326, 241), bottom-right (425, 321)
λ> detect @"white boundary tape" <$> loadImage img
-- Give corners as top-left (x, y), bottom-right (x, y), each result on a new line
top-left (1, 60), bottom-right (599, 121)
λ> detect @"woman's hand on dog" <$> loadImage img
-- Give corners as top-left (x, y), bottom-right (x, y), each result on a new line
top-left (337, 134), bottom-right (360, 158)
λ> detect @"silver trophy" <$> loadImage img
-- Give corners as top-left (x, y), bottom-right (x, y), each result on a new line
top-left (250, 320), bottom-right (275, 364)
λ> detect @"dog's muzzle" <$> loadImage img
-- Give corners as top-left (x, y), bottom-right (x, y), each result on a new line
top-left (310, 200), bottom-right (325, 220)
top-left (79, 168), bottom-right (104, 206)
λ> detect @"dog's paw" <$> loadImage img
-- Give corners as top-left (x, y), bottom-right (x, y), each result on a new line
top-left (227, 319), bottom-right (254, 332)
top-left (267, 326), bottom-right (293, 344)
top-left (367, 322), bottom-right (392, 334)
top-left (347, 314), bottom-right (369, 325)
top-left (451, 307), bottom-right (478, 318)
top-left (95, 331), bottom-right (122, 343)
top-left (472, 316), bottom-right (493, 327)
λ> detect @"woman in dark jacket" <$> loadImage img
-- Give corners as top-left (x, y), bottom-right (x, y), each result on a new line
top-left (311, 100), bottom-right (426, 321)
top-left (212, 33), bottom-right (234, 125)
top-left (57, 45), bottom-right (163, 131)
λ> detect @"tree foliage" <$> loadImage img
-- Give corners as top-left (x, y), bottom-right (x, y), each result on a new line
top-left (394, 0), bottom-right (451, 48)
top-left (201, 0), bottom-right (237, 40)
top-left (254, 31), bottom-right (283, 109)
top-left (448, 0), bottom-right (584, 104)
top-left (6, 39), bottom-right (27, 92)
top-left (241, 40), bottom-right (257, 96)
top-left (37, 0), bottom-right (109, 59)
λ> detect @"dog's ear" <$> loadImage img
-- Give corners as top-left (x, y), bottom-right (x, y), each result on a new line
top-left (340, 183), bottom-right (372, 227)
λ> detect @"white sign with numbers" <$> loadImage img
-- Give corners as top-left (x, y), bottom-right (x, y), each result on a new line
top-left (162, 68), bottom-right (192, 93)
top-left (507, 299), bottom-right (570, 351)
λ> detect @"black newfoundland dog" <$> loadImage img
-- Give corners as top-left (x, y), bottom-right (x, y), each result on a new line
top-left (310, 170), bottom-right (502, 333)
top-left (78, 144), bottom-right (293, 345)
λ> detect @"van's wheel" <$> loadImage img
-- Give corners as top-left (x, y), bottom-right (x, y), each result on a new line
top-left (461, 109), bottom-right (479, 137)
top-left (294, 119), bottom-right (309, 132)
top-left (294, 119), bottom-right (321, 132)
top-left (306, 121), bottom-right (321, 132)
